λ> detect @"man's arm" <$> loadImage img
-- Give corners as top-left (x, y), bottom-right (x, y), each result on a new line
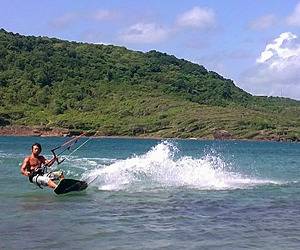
top-left (20, 157), bottom-right (30, 176)
top-left (43, 156), bottom-right (57, 167)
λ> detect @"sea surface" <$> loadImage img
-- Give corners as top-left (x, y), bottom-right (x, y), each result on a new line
top-left (0, 136), bottom-right (300, 249)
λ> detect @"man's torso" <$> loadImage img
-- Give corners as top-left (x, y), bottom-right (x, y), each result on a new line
top-left (27, 155), bottom-right (45, 172)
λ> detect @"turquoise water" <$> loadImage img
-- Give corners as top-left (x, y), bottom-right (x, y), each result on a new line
top-left (1, 136), bottom-right (300, 249)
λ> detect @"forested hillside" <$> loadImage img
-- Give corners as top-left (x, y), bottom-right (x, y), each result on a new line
top-left (0, 29), bottom-right (299, 140)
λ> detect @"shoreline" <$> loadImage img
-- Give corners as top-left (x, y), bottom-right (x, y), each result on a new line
top-left (0, 125), bottom-right (298, 143)
top-left (0, 125), bottom-right (70, 137)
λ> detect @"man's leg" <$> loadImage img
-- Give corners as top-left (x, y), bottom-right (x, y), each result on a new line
top-left (33, 175), bottom-right (58, 189)
top-left (60, 172), bottom-right (65, 180)
top-left (49, 170), bottom-right (64, 180)
top-left (47, 179), bottom-right (57, 189)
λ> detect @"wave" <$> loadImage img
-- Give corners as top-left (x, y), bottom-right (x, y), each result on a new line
top-left (0, 152), bottom-right (24, 158)
top-left (82, 141), bottom-right (281, 191)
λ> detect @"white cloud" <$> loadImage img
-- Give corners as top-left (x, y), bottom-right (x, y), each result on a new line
top-left (240, 32), bottom-right (300, 100)
top-left (91, 10), bottom-right (118, 21)
top-left (50, 9), bottom-right (117, 29)
top-left (256, 32), bottom-right (300, 69)
top-left (50, 13), bottom-right (79, 28)
top-left (119, 6), bottom-right (217, 45)
top-left (287, 2), bottom-right (300, 26)
top-left (119, 22), bottom-right (170, 44)
top-left (249, 14), bottom-right (276, 30)
top-left (176, 6), bottom-right (216, 29)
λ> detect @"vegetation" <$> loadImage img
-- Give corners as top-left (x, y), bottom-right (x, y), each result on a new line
top-left (0, 29), bottom-right (300, 140)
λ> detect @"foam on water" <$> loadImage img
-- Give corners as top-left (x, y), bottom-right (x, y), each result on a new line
top-left (82, 141), bottom-right (280, 191)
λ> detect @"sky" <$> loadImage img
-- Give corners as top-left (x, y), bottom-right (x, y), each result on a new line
top-left (1, 0), bottom-right (300, 100)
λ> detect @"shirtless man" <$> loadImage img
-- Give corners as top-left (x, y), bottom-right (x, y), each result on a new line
top-left (20, 143), bottom-right (64, 189)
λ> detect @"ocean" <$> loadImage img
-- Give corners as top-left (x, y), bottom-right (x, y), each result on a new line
top-left (0, 136), bottom-right (300, 249)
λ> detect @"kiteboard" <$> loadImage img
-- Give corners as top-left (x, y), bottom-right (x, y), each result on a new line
top-left (54, 178), bottom-right (88, 195)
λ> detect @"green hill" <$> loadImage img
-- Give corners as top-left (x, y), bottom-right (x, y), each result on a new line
top-left (0, 29), bottom-right (299, 140)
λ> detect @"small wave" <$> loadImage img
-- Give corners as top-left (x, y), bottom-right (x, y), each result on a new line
top-left (83, 141), bottom-right (280, 191)
top-left (0, 152), bottom-right (24, 158)
top-left (61, 156), bottom-right (116, 166)
top-left (48, 156), bottom-right (117, 176)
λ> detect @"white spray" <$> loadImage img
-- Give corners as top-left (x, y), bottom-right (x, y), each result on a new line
top-left (81, 141), bottom-right (279, 191)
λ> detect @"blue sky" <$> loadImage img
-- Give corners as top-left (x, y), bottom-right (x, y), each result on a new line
top-left (1, 0), bottom-right (300, 99)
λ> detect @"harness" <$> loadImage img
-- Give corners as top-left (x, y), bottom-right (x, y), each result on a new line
top-left (28, 166), bottom-right (46, 189)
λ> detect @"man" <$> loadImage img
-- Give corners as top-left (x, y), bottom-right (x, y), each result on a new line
top-left (20, 143), bottom-right (64, 189)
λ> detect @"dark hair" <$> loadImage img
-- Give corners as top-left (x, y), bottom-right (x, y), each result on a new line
top-left (32, 143), bottom-right (42, 152)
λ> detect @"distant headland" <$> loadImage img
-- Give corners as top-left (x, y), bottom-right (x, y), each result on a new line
top-left (0, 29), bottom-right (299, 142)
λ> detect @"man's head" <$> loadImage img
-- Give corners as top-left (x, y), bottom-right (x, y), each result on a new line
top-left (31, 143), bottom-right (42, 156)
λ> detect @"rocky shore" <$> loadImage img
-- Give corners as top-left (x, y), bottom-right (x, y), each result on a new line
top-left (0, 125), bottom-right (298, 142)
top-left (0, 125), bottom-right (71, 137)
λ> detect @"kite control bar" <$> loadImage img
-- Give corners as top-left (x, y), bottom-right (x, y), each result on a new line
top-left (51, 134), bottom-right (84, 165)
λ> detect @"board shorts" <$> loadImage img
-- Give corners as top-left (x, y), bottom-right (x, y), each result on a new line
top-left (31, 170), bottom-right (63, 187)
